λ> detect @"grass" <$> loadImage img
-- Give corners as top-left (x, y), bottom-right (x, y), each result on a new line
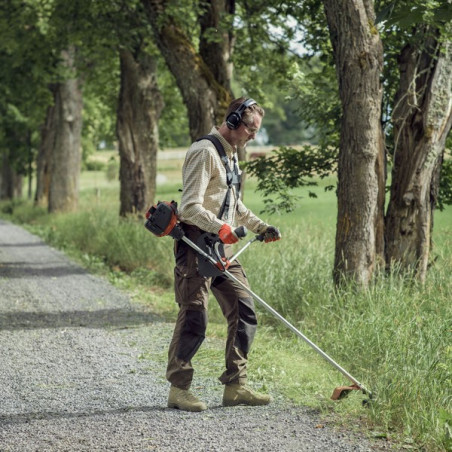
top-left (1, 155), bottom-right (451, 451)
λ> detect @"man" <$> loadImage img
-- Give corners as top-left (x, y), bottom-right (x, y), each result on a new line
top-left (167, 97), bottom-right (281, 412)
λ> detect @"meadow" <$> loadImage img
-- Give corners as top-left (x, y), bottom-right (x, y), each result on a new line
top-left (1, 149), bottom-right (451, 451)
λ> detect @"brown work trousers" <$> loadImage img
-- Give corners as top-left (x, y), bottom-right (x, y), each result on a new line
top-left (166, 223), bottom-right (257, 390)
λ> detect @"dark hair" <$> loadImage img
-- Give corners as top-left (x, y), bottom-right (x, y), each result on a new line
top-left (225, 97), bottom-right (265, 125)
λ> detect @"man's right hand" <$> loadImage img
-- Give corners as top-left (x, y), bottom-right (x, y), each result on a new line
top-left (219, 224), bottom-right (239, 244)
top-left (263, 226), bottom-right (281, 243)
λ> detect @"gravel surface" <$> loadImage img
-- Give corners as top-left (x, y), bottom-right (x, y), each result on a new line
top-left (0, 219), bottom-right (387, 451)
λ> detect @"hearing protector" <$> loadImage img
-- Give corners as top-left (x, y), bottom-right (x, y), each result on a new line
top-left (226, 98), bottom-right (257, 130)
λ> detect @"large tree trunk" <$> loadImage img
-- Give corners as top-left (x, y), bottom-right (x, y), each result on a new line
top-left (198, 0), bottom-right (235, 95)
top-left (323, 0), bottom-right (385, 287)
top-left (35, 101), bottom-right (56, 207)
top-left (48, 48), bottom-right (83, 213)
top-left (142, 0), bottom-right (233, 141)
top-left (385, 28), bottom-right (452, 282)
top-left (117, 48), bottom-right (164, 217)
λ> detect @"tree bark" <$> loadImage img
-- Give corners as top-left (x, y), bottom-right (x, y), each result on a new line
top-left (0, 153), bottom-right (23, 200)
top-left (48, 48), bottom-right (83, 213)
top-left (141, 0), bottom-right (233, 141)
top-left (117, 47), bottom-right (164, 216)
top-left (35, 100), bottom-right (56, 207)
top-left (198, 0), bottom-right (235, 95)
top-left (385, 27), bottom-right (452, 282)
top-left (323, 0), bottom-right (385, 287)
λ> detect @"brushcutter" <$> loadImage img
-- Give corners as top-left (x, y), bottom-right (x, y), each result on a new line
top-left (145, 201), bottom-right (373, 402)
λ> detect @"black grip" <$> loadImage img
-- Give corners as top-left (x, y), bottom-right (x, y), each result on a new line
top-left (234, 226), bottom-right (247, 238)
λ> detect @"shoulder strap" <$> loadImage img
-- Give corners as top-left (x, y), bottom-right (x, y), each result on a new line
top-left (196, 135), bottom-right (241, 220)
top-left (197, 135), bottom-right (232, 184)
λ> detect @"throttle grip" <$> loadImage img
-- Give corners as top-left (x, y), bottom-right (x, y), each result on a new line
top-left (234, 226), bottom-right (248, 238)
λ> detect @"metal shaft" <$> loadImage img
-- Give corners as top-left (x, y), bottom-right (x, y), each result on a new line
top-left (181, 234), bottom-right (372, 398)
top-left (223, 268), bottom-right (372, 397)
top-left (229, 237), bottom-right (259, 263)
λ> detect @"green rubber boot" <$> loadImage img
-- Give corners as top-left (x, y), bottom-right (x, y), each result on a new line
top-left (167, 386), bottom-right (207, 412)
top-left (222, 383), bottom-right (272, 407)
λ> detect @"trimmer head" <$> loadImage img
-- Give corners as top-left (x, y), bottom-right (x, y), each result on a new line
top-left (331, 384), bottom-right (373, 406)
top-left (331, 384), bottom-right (361, 400)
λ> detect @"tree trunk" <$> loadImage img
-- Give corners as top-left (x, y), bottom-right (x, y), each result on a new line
top-left (48, 48), bottom-right (83, 213)
top-left (0, 153), bottom-right (23, 200)
top-left (198, 0), bottom-right (235, 95)
top-left (35, 101), bottom-right (56, 207)
top-left (385, 28), bottom-right (452, 282)
top-left (323, 0), bottom-right (385, 287)
top-left (142, 0), bottom-right (232, 140)
top-left (117, 48), bottom-right (164, 216)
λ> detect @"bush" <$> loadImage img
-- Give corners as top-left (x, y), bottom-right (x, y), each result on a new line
top-left (84, 160), bottom-right (106, 171)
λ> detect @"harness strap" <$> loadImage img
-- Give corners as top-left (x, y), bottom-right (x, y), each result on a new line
top-left (196, 135), bottom-right (241, 220)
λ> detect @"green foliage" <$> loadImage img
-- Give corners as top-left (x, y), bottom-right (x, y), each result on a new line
top-left (229, 3), bottom-right (340, 211)
top-left (439, 152), bottom-right (452, 211)
top-left (0, 0), bottom-right (56, 178)
top-left (245, 145), bottom-right (336, 214)
top-left (232, 2), bottom-right (304, 99)
top-left (285, 57), bottom-right (340, 148)
top-left (157, 64), bottom-right (190, 148)
top-left (376, 0), bottom-right (452, 31)
top-left (244, 0), bottom-right (452, 213)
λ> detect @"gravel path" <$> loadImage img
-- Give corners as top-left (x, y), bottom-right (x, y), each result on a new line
top-left (0, 219), bottom-right (385, 451)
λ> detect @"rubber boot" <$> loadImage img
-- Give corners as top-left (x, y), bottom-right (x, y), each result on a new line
top-left (167, 386), bottom-right (207, 412)
top-left (222, 383), bottom-right (272, 407)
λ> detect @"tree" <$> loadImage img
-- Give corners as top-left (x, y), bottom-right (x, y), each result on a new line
top-left (141, 0), bottom-right (234, 141)
top-left (382, 7), bottom-right (452, 282)
top-left (35, 103), bottom-right (55, 206)
top-left (323, 0), bottom-right (386, 286)
top-left (247, 0), bottom-right (452, 286)
top-left (33, 1), bottom-right (88, 212)
top-left (0, 0), bottom-right (54, 202)
top-left (92, 0), bottom-right (166, 216)
top-left (46, 47), bottom-right (84, 213)
top-left (117, 46), bottom-right (164, 215)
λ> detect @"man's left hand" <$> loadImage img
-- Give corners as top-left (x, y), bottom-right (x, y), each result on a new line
top-left (263, 226), bottom-right (281, 243)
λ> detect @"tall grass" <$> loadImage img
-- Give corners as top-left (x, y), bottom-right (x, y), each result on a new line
top-left (2, 199), bottom-right (174, 287)
top-left (241, 225), bottom-right (452, 450)
top-left (1, 174), bottom-right (451, 450)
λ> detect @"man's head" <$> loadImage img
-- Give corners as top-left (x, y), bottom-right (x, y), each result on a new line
top-left (220, 97), bottom-right (265, 148)
top-left (225, 97), bottom-right (265, 130)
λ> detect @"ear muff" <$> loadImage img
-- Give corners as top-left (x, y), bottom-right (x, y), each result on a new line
top-left (226, 98), bottom-right (257, 130)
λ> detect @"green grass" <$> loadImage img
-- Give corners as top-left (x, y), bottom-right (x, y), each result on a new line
top-left (1, 164), bottom-right (451, 451)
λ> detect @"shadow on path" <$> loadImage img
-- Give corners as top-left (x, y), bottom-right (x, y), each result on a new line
top-left (0, 308), bottom-right (164, 331)
top-left (0, 405), bottom-right (171, 426)
top-left (0, 261), bottom-right (89, 278)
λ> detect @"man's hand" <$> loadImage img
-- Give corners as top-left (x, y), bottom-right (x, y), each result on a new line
top-left (263, 226), bottom-right (281, 243)
top-left (219, 224), bottom-right (239, 244)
